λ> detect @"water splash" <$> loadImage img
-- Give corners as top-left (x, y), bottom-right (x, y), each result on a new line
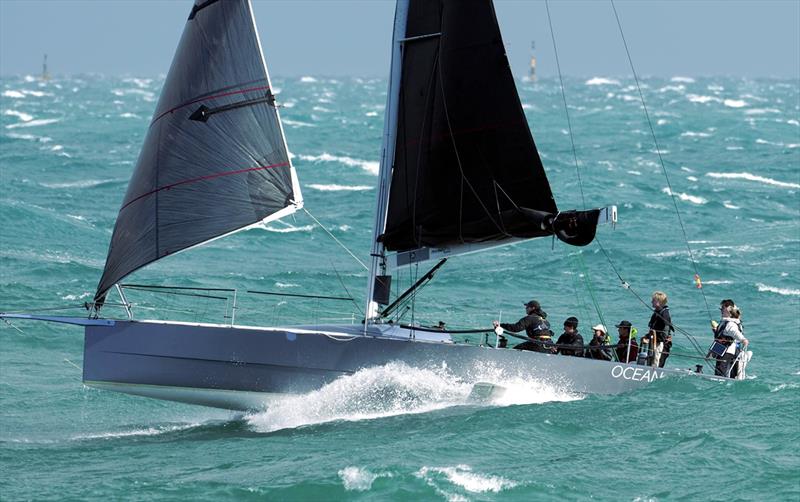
top-left (245, 362), bottom-right (581, 433)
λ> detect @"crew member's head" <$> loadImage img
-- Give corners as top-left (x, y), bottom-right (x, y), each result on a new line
top-left (616, 320), bottom-right (632, 339)
top-left (652, 291), bottom-right (668, 310)
top-left (720, 299), bottom-right (735, 317)
top-left (563, 316), bottom-right (579, 334)
top-left (592, 324), bottom-right (607, 339)
top-left (524, 300), bottom-right (541, 315)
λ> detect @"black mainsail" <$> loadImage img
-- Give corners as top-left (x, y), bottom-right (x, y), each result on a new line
top-left (378, 0), bottom-right (600, 254)
top-left (95, 0), bottom-right (301, 303)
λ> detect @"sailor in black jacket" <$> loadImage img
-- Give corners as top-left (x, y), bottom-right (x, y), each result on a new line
top-left (493, 300), bottom-right (554, 353)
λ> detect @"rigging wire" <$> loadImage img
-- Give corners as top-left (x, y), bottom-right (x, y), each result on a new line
top-left (609, 0), bottom-right (714, 322)
top-left (545, 0), bottom-right (587, 211)
top-left (545, 0), bottom-right (607, 328)
top-left (303, 207), bottom-right (368, 271)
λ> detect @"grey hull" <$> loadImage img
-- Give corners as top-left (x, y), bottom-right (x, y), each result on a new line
top-left (83, 320), bottom-right (723, 410)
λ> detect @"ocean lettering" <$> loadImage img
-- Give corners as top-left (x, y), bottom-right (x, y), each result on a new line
top-left (610, 365), bottom-right (664, 383)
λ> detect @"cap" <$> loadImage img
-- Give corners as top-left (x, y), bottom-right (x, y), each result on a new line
top-left (524, 300), bottom-right (541, 310)
top-left (564, 316), bottom-right (579, 327)
top-left (591, 324), bottom-right (607, 334)
top-left (615, 320), bottom-right (632, 328)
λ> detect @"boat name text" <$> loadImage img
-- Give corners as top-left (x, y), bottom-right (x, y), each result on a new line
top-left (610, 365), bottom-right (664, 383)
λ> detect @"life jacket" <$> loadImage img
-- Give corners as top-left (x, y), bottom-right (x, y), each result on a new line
top-left (714, 320), bottom-right (733, 345)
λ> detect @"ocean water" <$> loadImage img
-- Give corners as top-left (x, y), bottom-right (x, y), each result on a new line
top-left (1, 73), bottom-right (799, 500)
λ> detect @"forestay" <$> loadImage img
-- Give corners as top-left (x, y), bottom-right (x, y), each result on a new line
top-left (378, 0), bottom-right (601, 261)
top-left (95, 0), bottom-right (302, 303)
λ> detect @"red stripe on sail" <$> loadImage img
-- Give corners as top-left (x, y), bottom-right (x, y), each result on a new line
top-left (120, 161), bottom-right (290, 211)
top-left (152, 85), bottom-right (271, 124)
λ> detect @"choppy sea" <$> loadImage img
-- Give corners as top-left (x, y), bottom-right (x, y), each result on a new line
top-left (1, 73), bottom-right (799, 500)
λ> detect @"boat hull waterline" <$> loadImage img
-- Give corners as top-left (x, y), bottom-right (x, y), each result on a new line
top-left (82, 320), bottom-right (724, 410)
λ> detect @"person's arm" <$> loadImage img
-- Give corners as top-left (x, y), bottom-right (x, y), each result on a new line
top-left (500, 316), bottom-right (532, 334)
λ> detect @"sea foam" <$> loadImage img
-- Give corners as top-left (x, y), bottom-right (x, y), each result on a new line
top-left (416, 464), bottom-right (518, 494)
top-left (298, 152), bottom-right (379, 175)
top-left (307, 184), bottom-right (372, 192)
top-left (705, 172), bottom-right (800, 189)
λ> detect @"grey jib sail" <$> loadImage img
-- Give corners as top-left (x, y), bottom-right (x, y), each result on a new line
top-left (379, 0), bottom-right (599, 252)
top-left (95, 0), bottom-right (301, 303)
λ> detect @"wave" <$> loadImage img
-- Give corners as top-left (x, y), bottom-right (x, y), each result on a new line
top-left (3, 109), bottom-right (33, 122)
top-left (245, 361), bottom-right (579, 433)
top-left (670, 76), bottom-right (695, 83)
top-left (298, 152), bottom-right (379, 175)
top-left (339, 466), bottom-right (392, 491)
top-left (307, 184), bottom-right (372, 192)
top-left (40, 178), bottom-right (126, 189)
top-left (755, 283), bottom-right (800, 296)
top-left (680, 131), bottom-right (712, 138)
top-left (661, 187), bottom-right (707, 205)
top-left (687, 94), bottom-right (721, 104)
top-left (71, 422), bottom-right (200, 441)
top-left (3, 90), bottom-right (25, 99)
top-left (258, 223), bottom-right (314, 233)
top-left (723, 99), bottom-right (747, 108)
top-left (5, 118), bottom-right (61, 129)
top-left (585, 77), bottom-right (620, 86)
top-left (299, 76), bottom-right (317, 83)
top-left (722, 201), bottom-right (740, 210)
top-left (281, 119), bottom-right (316, 128)
top-left (416, 465), bottom-right (518, 495)
top-left (705, 172), bottom-right (800, 189)
top-left (744, 108), bottom-right (780, 115)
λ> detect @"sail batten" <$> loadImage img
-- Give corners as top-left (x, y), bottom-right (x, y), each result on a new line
top-left (95, 0), bottom-right (300, 302)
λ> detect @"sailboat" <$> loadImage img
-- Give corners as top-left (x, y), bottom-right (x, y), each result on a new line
top-left (1, 0), bottom-right (730, 411)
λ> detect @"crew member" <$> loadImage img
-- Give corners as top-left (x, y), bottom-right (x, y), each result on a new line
top-left (585, 324), bottom-right (613, 361)
top-left (555, 316), bottom-right (584, 357)
top-left (493, 300), bottom-right (553, 353)
top-left (615, 320), bottom-right (639, 363)
top-left (711, 299), bottom-right (748, 378)
top-left (642, 291), bottom-right (674, 367)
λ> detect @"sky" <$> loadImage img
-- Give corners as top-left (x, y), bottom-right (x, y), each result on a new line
top-left (0, 0), bottom-right (798, 79)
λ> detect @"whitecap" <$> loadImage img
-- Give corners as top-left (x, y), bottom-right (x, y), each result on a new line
top-left (258, 223), bottom-right (314, 233)
top-left (5, 132), bottom-right (51, 142)
top-left (416, 465), bottom-right (518, 494)
top-left (307, 184), bottom-right (373, 192)
top-left (4, 110), bottom-right (33, 122)
top-left (670, 76), bottom-right (695, 83)
top-left (50, 145), bottom-right (63, 151)
top-left (298, 152), bottom-right (379, 175)
top-left (22, 90), bottom-right (49, 97)
top-left (787, 119), bottom-right (799, 126)
top-left (687, 94), bottom-right (721, 104)
top-left (585, 77), bottom-right (620, 86)
top-left (312, 105), bottom-right (332, 113)
top-left (365, 111), bottom-right (378, 117)
top-left (707, 84), bottom-right (724, 92)
top-left (661, 187), bottom-right (706, 205)
top-left (338, 467), bottom-right (391, 491)
top-left (5, 118), bottom-right (60, 129)
top-left (299, 76), bottom-right (317, 83)
top-left (61, 291), bottom-right (92, 301)
top-left (755, 283), bottom-right (800, 296)
top-left (626, 170), bottom-right (642, 176)
top-left (723, 99), bottom-right (747, 108)
top-left (274, 282), bottom-right (299, 288)
top-left (725, 146), bottom-right (744, 151)
top-left (680, 131), bottom-right (711, 138)
top-left (687, 176), bottom-right (698, 182)
top-left (705, 172), bottom-right (800, 189)
top-left (281, 119), bottom-right (316, 128)
top-left (40, 178), bottom-right (122, 189)
top-left (722, 201), bottom-right (740, 210)
top-left (119, 112), bottom-right (141, 119)
top-left (658, 85), bottom-right (685, 93)
top-left (702, 280), bottom-right (733, 285)
top-left (744, 108), bottom-right (780, 115)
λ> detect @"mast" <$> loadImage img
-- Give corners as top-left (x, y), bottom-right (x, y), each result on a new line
top-left (364, 0), bottom-right (409, 325)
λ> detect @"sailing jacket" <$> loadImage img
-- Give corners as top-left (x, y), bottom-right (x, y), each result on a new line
top-left (616, 337), bottom-right (639, 363)
top-left (585, 337), bottom-right (613, 361)
top-left (556, 331), bottom-right (584, 357)
top-left (501, 314), bottom-right (552, 339)
top-left (648, 306), bottom-right (674, 343)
